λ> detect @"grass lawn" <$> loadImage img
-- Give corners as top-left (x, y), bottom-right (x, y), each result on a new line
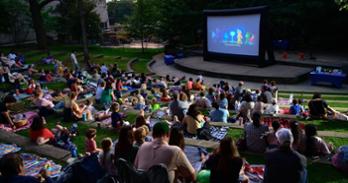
top-left (132, 58), bottom-right (150, 74)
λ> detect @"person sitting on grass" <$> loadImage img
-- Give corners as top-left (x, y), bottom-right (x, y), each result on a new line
top-left (195, 92), bottom-right (211, 109)
top-left (70, 92), bottom-right (90, 122)
top-left (114, 126), bottom-right (138, 165)
top-left (0, 95), bottom-right (17, 129)
top-left (304, 124), bottom-right (332, 158)
top-left (266, 121), bottom-right (281, 149)
top-left (160, 88), bottom-right (171, 102)
top-left (100, 83), bottom-right (115, 107)
top-left (133, 126), bottom-right (150, 148)
top-left (29, 116), bottom-right (55, 145)
top-left (244, 112), bottom-right (269, 153)
top-left (264, 128), bottom-right (307, 183)
top-left (203, 137), bottom-right (248, 183)
top-left (85, 128), bottom-right (102, 154)
top-left (111, 102), bottom-right (123, 128)
top-left (210, 102), bottom-right (229, 123)
top-left (0, 153), bottom-right (52, 183)
top-left (308, 93), bottom-right (333, 119)
top-left (95, 81), bottom-right (105, 104)
top-left (290, 99), bottom-right (303, 116)
top-left (134, 122), bottom-right (195, 183)
top-left (33, 91), bottom-right (55, 117)
top-left (98, 138), bottom-right (116, 176)
top-left (182, 104), bottom-right (205, 136)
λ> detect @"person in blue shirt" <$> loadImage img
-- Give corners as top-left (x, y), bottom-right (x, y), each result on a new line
top-left (0, 153), bottom-right (52, 183)
top-left (219, 92), bottom-right (228, 110)
top-left (111, 102), bottom-right (123, 128)
top-left (210, 102), bottom-right (229, 123)
top-left (289, 99), bottom-right (302, 115)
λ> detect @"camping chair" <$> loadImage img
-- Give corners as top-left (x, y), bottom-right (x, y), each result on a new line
top-left (147, 164), bottom-right (170, 183)
top-left (116, 158), bottom-right (147, 183)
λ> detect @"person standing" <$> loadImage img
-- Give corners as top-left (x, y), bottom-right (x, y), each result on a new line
top-left (70, 51), bottom-right (79, 71)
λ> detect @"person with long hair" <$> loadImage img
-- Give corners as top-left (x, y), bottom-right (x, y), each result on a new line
top-left (114, 126), bottom-right (138, 164)
top-left (29, 116), bottom-right (55, 145)
top-left (290, 121), bottom-right (305, 153)
top-left (182, 104), bottom-right (205, 135)
top-left (169, 127), bottom-right (185, 150)
top-left (204, 137), bottom-right (246, 183)
top-left (304, 124), bottom-right (331, 157)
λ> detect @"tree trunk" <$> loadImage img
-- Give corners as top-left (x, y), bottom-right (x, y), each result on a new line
top-left (28, 0), bottom-right (48, 50)
top-left (78, 0), bottom-right (91, 69)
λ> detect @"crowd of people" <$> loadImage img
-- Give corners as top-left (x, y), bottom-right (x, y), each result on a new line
top-left (0, 50), bottom-right (347, 183)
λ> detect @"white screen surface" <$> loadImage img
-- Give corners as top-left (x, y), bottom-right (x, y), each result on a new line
top-left (207, 14), bottom-right (261, 56)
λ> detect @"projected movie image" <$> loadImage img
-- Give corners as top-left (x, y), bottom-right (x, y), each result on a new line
top-left (207, 14), bottom-right (261, 56)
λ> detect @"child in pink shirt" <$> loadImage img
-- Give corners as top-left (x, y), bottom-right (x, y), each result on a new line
top-left (85, 128), bottom-right (101, 154)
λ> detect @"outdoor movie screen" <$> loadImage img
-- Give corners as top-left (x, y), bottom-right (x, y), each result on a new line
top-left (207, 14), bottom-right (261, 56)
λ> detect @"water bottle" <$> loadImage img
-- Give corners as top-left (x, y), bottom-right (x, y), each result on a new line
top-left (82, 112), bottom-right (87, 122)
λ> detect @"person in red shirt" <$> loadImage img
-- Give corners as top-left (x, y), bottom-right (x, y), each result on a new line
top-left (45, 70), bottom-right (53, 82)
top-left (85, 128), bottom-right (101, 154)
top-left (29, 116), bottom-right (55, 145)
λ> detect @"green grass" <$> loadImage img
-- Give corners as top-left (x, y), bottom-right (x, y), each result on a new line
top-left (132, 58), bottom-right (150, 74)
top-left (92, 56), bottom-right (130, 71)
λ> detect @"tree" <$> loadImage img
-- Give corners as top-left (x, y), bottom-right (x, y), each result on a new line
top-left (107, 0), bottom-right (134, 25)
top-left (78, 0), bottom-right (91, 68)
top-left (56, 0), bottom-right (101, 68)
top-left (0, 0), bottom-right (32, 44)
top-left (127, 0), bottom-right (160, 53)
top-left (28, 0), bottom-right (58, 50)
top-left (336, 0), bottom-right (348, 10)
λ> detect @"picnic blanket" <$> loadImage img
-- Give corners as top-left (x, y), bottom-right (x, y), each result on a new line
top-left (0, 144), bottom-right (62, 178)
top-left (244, 164), bottom-right (264, 183)
top-left (22, 153), bottom-right (62, 178)
top-left (0, 143), bottom-right (21, 157)
top-left (0, 111), bottom-right (37, 132)
top-left (185, 145), bottom-right (203, 171)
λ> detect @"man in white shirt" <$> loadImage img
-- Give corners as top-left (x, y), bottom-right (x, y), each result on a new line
top-left (100, 64), bottom-right (108, 75)
top-left (134, 122), bottom-right (195, 183)
top-left (70, 51), bottom-right (79, 71)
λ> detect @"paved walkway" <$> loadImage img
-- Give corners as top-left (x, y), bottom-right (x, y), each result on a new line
top-left (151, 54), bottom-right (348, 93)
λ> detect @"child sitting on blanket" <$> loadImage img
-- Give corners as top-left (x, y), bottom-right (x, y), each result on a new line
top-left (111, 102), bottom-right (123, 128)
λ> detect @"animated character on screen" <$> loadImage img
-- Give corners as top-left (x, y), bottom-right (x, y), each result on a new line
top-left (237, 29), bottom-right (243, 45)
top-left (244, 32), bottom-right (255, 45)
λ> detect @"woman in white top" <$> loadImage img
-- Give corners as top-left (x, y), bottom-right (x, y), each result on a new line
top-left (95, 81), bottom-right (106, 103)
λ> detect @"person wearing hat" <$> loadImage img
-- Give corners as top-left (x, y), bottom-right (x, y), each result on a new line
top-left (264, 128), bottom-right (307, 183)
top-left (134, 122), bottom-right (195, 183)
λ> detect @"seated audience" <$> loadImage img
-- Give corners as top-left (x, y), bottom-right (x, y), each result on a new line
top-left (204, 137), bottom-right (247, 183)
top-left (98, 138), bottom-right (116, 176)
top-left (195, 92), bottom-right (211, 109)
top-left (95, 81), bottom-right (105, 104)
top-left (290, 121), bottom-right (306, 153)
top-left (210, 102), bottom-right (229, 123)
top-left (244, 112), bottom-right (269, 153)
top-left (238, 94), bottom-right (255, 122)
top-left (308, 93), bottom-right (333, 119)
top-left (253, 96), bottom-right (265, 114)
top-left (0, 95), bottom-right (17, 128)
top-left (70, 92), bottom-right (90, 121)
top-left (290, 99), bottom-right (303, 115)
top-left (304, 124), bottom-right (332, 157)
top-left (111, 102), bottom-right (123, 128)
top-left (266, 121), bottom-right (281, 149)
top-left (29, 116), bottom-right (55, 145)
top-left (134, 126), bottom-right (149, 148)
top-left (0, 153), bottom-right (52, 183)
top-left (134, 122), bottom-right (195, 183)
top-left (264, 128), bottom-right (307, 183)
top-left (114, 126), bottom-right (138, 164)
top-left (182, 104), bottom-right (205, 135)
top-left (264, 100), bottom-right (279, 115)
top-left (169, 93), bottom-right (185, 121)
top-left (85, 128), bottom-right (101, 154)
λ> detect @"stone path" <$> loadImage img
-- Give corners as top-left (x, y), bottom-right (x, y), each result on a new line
top-left (151, 54), bottom-right (348, 93)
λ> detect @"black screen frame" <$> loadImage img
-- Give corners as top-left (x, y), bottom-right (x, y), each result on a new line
top-left (203, 6), bottom-right (273, 66)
